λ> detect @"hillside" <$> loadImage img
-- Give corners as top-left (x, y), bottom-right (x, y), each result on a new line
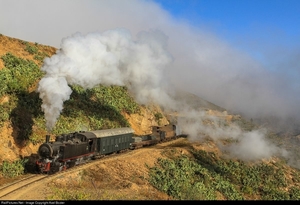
top-left (0, 34), bottom-right (300, 200)
top-left (0, 34), bottom-right (170, 159)
top-left (0, 34), bottom-right (222, 162)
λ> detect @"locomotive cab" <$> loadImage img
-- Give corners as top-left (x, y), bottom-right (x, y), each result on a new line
top-left (36, 132), bottom-right (98, 174)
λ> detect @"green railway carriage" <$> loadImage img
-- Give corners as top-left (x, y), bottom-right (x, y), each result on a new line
top-left (89, 127), bottom-right (134, 155)
top-left (36, 125), bottom-right (182, 174)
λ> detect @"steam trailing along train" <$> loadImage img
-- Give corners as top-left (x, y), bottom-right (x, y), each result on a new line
top-left (36, 124), bottom-right (181, 174)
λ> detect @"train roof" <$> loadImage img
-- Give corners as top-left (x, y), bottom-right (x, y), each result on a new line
top-left (88, 127), bottom-right (134, 138)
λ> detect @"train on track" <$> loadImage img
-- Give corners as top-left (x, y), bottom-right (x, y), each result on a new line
top-left (36, 124), bottom-right (185, 174)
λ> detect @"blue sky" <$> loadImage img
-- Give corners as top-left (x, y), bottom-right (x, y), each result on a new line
top-left (153, 0), bottom-right (300, 43)
top-left (153, 0), bottom-right (300, 63)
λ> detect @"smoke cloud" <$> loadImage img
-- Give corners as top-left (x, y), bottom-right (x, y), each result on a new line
top-left (1, 0), bottom-right (299, 166)
top-left (37, 29), bottom-right (175, 129)
top-left (175, 108), bottom-right (290, 163)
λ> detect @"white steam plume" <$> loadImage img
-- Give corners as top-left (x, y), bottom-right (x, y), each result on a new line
top-left (37, 29), bottom-right (174, 130)
top-left (175, 108), bottom-right (291, 164)
top-left (38, 28), bottom-right (291, 163)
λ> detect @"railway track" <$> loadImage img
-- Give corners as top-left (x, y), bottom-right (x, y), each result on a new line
top-left (0, 149), bottom-right (135, 200)
top-left (0, 138), bottom-right (184, 200)
top-left (0, 174), bottom-right (48, 199)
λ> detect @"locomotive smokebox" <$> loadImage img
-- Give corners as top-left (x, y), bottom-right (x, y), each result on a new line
top-left (46, 135), bottom-right (50, 143)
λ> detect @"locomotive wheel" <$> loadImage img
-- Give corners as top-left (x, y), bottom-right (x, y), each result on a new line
top-left (49, 162), bottom-right (60, 174)
top-left (68, 160), bottom-right (76, 168)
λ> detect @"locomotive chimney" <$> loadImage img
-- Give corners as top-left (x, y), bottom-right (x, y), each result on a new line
top-left (46, 135), bottom-right (50, 143)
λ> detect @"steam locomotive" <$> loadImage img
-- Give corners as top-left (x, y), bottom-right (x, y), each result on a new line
top-left (36, 124), bottom-right (181, 174)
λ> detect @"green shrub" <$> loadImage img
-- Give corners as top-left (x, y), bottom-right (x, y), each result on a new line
top-left (24, 43), bottom-right (38, 54)
top-left (149, 148), bottom-right (300, 200)
top-left (289, 187), bottom-right (300, 200)
top-left (0, 159), bottom-right (28, 178)
top-left (0, 53), bottom-right (43, 94)
top-left (154, 112), bottom-right (163, 123)
top-left (33, 51), bottom-right (49, 63)
top-left (47, 187), bottom-right (91, 200)
top-left (148, 155), bottom-right (216, 200)
top-left (213, 174), bottom-right (244, 200)
top-left (0, 105), bottom-right (10, 127)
